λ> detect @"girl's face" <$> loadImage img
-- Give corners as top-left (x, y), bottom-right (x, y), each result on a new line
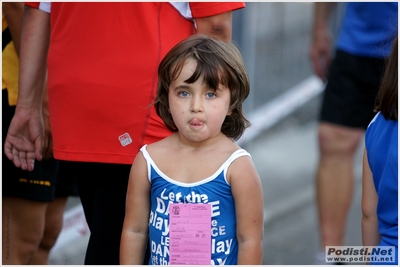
top-left (168, 58), bottom-right (232, 143)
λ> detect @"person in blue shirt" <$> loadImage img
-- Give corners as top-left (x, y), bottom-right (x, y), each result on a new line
top-left (362, 36), bottom-right (398, 265)
top-left (120, 34), bottom-right (264, 265)
top-left (310, 3), bottom-right (398, 263)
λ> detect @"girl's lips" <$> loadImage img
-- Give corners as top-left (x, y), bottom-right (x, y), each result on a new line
top-left (189, 118), bottom-right (204, 126)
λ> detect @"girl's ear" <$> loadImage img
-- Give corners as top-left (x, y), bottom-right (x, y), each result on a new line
top-left (226, 109), bottom-right (232, 116)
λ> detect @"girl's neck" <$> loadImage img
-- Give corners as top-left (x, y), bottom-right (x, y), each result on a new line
top-left (173, 131), bottom-right (231, 151)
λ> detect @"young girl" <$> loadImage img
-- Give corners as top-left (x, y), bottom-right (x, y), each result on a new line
top-left (120, 34), bottom-right (264, 265)
top-left (362, 36), bottom-right (398, 265)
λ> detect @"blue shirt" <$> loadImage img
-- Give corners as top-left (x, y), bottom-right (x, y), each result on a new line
top-left (141, 145), bottom-right (251, 265)
top-left (337, 2), bottom-right (398, 58)
top-left (365, 112), bottom-right (398, 265)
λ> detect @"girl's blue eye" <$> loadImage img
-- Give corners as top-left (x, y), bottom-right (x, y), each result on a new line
top-left (178, 91), bottom-right (189, 97)
top-left (206, 92), bottom-right (216, 98)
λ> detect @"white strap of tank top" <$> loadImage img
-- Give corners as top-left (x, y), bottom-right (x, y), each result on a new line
top-left (223, 149), bottom-right (251, 174)
top-left (140, 145), bottom-right (153, 182)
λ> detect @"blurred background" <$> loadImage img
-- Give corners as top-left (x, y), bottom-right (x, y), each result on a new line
top-left (50, 2), bottom-right (366, 265)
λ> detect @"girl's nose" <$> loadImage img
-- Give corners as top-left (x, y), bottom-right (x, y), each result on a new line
top-left (190, 96), bottom-right (203, 113)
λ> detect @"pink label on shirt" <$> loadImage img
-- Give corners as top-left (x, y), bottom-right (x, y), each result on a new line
top-left (169, 203), bottom-right (211, 265)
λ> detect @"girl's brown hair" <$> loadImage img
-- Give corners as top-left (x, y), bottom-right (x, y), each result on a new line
top-left (375, 36), bottom-right (398, 121)
top-left (154, 34), bottom-right (251, 140)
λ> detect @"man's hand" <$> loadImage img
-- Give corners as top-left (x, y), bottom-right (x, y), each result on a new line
top-left (309, 2), bottom-right (336, 82)
top-left (4, 107), bottom-right (44, 171)
top-left (310, 27), bottom-right (333, 82)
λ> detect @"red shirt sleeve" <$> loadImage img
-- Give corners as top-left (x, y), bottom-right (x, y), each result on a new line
top-left (189, 2), bottom-right (245, 18)
top-left (25, 2), bottom-right (40, 8)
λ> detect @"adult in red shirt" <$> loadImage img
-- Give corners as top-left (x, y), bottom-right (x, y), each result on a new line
top-left (5, 2), bottom-right (245, 264)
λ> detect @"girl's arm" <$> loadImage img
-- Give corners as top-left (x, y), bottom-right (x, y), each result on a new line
top-left (229, 156), bottom-right (264, 264)
top-left (120, 152), bottom-right (151, 264)
top-left (361, 149), bottom-right (380, 246)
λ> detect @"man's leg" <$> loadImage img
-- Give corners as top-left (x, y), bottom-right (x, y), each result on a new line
top-left (2, 197), bottom-right (47, 264)
top-left (74, 162), bottom-right (131, 265)
top-left (28, 197), bottom-right (68, 264)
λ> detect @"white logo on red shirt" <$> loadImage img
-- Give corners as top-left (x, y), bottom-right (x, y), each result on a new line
top-left (119, 133), bottom-right (132, 146)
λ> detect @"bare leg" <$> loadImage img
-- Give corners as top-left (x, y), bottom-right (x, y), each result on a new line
top-left (2, 196), bottom-right (47, 264)
top-left (316, 122), bottom-right (364, 248)
top-left (28, 197), bottom-right (68, 265)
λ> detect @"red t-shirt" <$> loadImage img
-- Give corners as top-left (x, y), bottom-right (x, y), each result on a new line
top-left (25, 2), bottom-right (245, 164)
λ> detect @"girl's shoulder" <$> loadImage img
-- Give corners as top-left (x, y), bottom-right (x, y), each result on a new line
top-left (145, 134), bottom-right (175, 152)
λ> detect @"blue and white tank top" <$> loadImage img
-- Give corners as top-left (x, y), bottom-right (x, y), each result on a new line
top-left (141, 145), bottom-right (251, 265)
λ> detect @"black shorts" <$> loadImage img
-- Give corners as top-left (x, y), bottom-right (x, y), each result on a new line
top-left (2, 89), bottom-right (78, 202)
top-left (65, 161), bottom-right (133, 264)
top-left (320, 49), bottom-right (386, 129)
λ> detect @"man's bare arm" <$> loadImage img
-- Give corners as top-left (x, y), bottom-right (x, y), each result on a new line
top-left (4, 6), bottom-right (50, 170)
